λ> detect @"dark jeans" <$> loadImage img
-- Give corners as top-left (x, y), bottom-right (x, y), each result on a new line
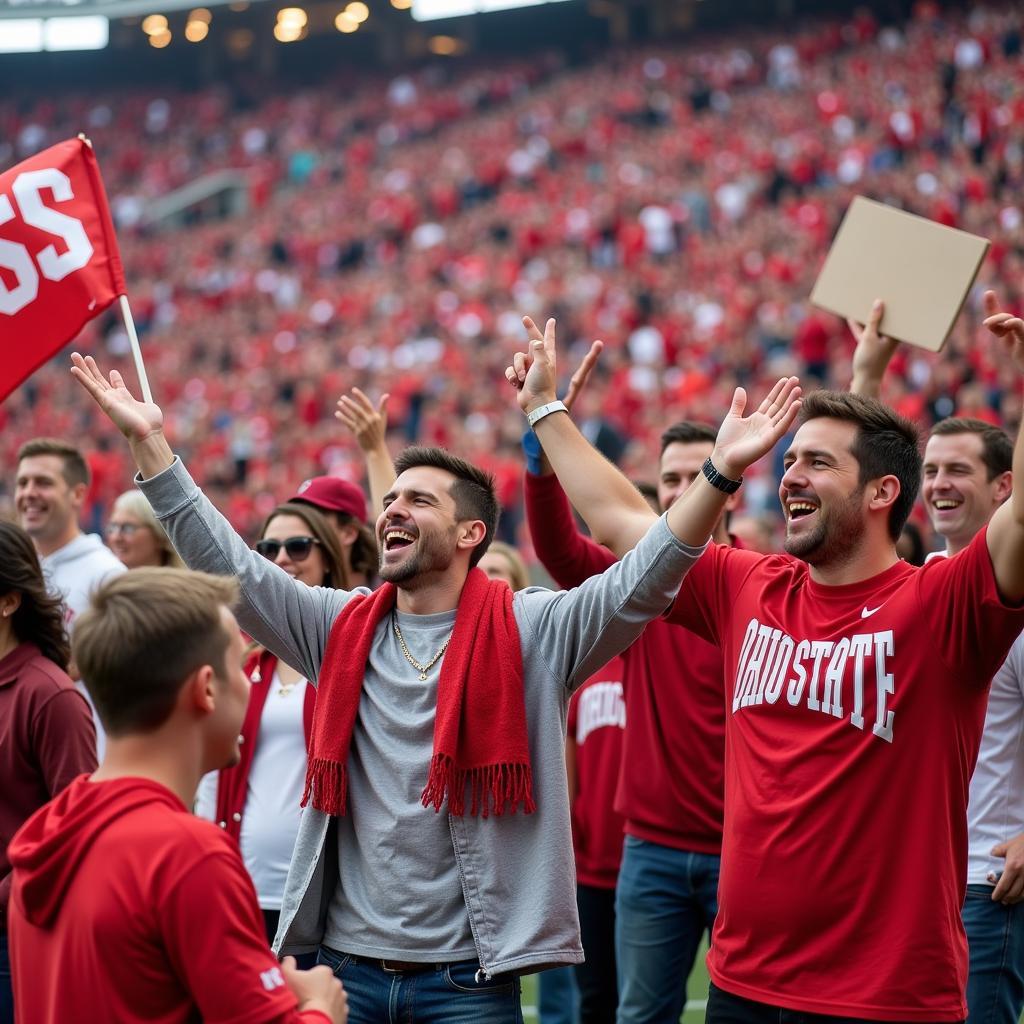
top-left (317, 945), bottom-right (523, 1024)
top-left (614, 836), bottom-right (719, 1023)
top-left (0, 932), bottom-right (11, 1024)
top-left (706, 982), bottom-right (965, 1024)
top-left (539, 965), bottom-right (579, 1024)
top-left (964, 883), bottom-right (1024, 1023)
top-left (577, 883), bottom-right (616, 1024)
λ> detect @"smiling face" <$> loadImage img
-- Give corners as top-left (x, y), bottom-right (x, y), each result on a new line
top-left (15, 455), bottom-right (83, 553)
top-left (922, 432), bottom-right (1010, 553)
top-left (658, 440), bottom-right (715, 512)
top-left (260, 513), bottom-right (329, 587)
top-left (377, 466), bottom-right (466, 587)
top-left (780, 418), bottom-right (868, 567)
top-left (106, 511), bottom-right (164, 569)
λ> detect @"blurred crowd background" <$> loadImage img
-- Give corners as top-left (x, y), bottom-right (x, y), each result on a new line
top-left (2, 0), bottom-right (1022, 559)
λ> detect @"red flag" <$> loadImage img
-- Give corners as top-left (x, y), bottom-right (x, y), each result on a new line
top-left (0, 137), bottom-right (126, 402)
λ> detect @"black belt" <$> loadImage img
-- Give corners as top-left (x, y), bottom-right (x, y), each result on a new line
top-left (342, 952), bottom-right (472, 974)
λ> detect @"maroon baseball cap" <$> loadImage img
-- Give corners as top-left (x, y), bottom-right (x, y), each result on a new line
top-left (291, 476), bottom-right (368, 523)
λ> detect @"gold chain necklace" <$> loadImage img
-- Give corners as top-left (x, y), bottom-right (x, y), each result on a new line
top-left (278, 678), bottom-right (300, 697)
top-left (393, 618), bottom-right (453, 681)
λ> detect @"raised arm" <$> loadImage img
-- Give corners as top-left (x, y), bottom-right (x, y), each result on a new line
top-left (335, 387), bottom-right (395, 518)
top-left (69, 353), bottom-right (346, 679)
top-left (981, 290), bottom-right (1024, 603)
top-left (849, 299), bottom-right (900, 400)
top-left (507, 317), bottom-right (801, 555)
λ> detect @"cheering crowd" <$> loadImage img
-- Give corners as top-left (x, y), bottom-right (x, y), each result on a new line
top-left (0, 288), bottom-right (1021, 1024)
top-left (2, 3), bottom-right (1024, 545)
top-left (4, 3), bottom-right (1024, 1023)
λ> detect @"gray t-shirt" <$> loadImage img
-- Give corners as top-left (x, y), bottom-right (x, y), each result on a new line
top-left (324, 607), bottom-right (476, 958)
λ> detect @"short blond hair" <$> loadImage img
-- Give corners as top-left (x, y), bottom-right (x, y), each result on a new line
top-left (484, 542), bottom-right (530, 593)
top-left (74, 568), bottom-right (239, 736)
top-left (110, 489), bottom-right (184, 568)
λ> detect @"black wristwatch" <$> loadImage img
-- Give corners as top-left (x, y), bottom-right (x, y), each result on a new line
top-left (701, 457), bottom-right (743, 494)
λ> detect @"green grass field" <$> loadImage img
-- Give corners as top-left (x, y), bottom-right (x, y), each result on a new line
top-left (520, 940), bottom-right (710, 1022)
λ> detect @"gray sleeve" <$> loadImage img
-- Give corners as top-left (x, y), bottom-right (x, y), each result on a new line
top-left (514, 513), bottom-right (706, 693)
top-left (135, 458), bottom-right (355, 683)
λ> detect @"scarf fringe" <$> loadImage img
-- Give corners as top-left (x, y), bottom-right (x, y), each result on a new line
top-left (302, 757), bottom-right (348, 816)
top-left (421, 753), bottom-right (536, 819)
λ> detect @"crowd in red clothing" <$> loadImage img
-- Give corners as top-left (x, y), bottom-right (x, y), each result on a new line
top-left (1, 1), bottom-right (1023, 553)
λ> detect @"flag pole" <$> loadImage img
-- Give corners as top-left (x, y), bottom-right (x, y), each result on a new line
top-left (78, 133), bottom-right (153, 405)
top-left (118, 295), bottom-right (153, 404)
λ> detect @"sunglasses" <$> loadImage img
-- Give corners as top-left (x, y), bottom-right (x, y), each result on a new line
top-left (255, 536), bottom-right (320, 562)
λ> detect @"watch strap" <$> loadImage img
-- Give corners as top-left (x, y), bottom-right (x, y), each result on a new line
top-left (526, 400), bottom-right (569, 429)
top-left (702, 457), bottom-right (743, 494)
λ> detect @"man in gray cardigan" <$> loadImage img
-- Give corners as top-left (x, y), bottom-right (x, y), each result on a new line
top-left (70, 328), bottom-right (800, 1024)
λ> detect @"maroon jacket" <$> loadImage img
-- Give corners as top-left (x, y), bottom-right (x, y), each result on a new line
top-left (0, 642), bottom-right (96, 929)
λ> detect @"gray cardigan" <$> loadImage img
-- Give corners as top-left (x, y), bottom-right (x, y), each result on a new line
top-left (138, 458), bottom-right (705, 976)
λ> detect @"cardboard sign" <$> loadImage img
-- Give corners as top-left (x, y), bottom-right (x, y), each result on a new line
top-left (810, 196), bottom-right (989, 352)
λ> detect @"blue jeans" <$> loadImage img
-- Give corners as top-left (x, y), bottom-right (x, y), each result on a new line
top-left (0, 932), bottom-right (12, 1024)
top-left (964, 884), bottom-right (1024, 1024)
top-left (539, 964), bottom-right (579, 1024)
top-left (614, 836), bottom-right (719, 1024)
top-left (317, 946), bottom-right (523, 1024)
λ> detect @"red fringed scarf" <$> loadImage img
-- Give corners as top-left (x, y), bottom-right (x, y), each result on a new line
top-left (301, 567), bottom-right (535, 819)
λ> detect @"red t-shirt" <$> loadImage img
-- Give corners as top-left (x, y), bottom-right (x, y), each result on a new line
top-left (8, 776), bottom-right (327, 1024)
top-left (668, 528), bottom-right (1024, 1021)
top-left (568, 658), bottom-right (626, 889)
top-left (525, 472), bottom-right (725, 853)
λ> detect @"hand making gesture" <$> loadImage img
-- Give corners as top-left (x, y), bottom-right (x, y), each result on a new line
top-left (983, 289), bottom-right (1024, 372)
top-left (70, 353), bottom-right (175, 477)
top-left (711, 377), bottom-right (803, 483)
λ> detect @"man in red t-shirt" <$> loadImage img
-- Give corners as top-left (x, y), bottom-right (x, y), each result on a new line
top-left (7, 568), bottom-right (347, 1024)
top-left (514, 304), bottom-right (1024, 1022)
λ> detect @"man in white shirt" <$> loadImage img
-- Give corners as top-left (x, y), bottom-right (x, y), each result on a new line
top-left (920, 416), bottom-right (1024, 1022)
top-left (15, 438), bottom-right (125, 755)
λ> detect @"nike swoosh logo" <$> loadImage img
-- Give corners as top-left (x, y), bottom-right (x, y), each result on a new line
top-left (861, 606), bottom-right (882, 619)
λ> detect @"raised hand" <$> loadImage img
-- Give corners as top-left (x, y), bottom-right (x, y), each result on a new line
top-left (70, 352), bottom-right (164, 443)
top-left (506, 316), bottom-right (558, 412)
top-left (849, 299), bottom-right (899, 398)
top-left (335, 387), bottom-right (390, 454)
top-left (563, 339), bottom-right (604, 414)
top-left (983, 290), bottom-right (1024, 373)
top-left (712, 377), bottom-right (803, 480)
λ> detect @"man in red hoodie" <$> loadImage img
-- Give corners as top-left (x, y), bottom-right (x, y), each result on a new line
top-left (6, 567), bottom-right (348, 1024)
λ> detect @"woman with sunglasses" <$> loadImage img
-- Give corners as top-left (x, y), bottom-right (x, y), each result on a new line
top-left (196, 502), bottom-right (348, 945)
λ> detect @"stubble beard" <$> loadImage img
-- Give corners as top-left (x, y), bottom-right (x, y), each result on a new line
top-left (783, 488), bottom-right (866, 568)
top-left (378, 525), bottom-right (457, 586)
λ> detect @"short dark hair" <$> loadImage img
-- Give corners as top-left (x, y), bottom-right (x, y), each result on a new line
top-left (799, 391), bottom-right (921, 541)
top-left (660, 422), bottom-right (717, 456)
top-left (73, 568), bottom-right (239, 737)
top-left (0, 519), bottom-right (71, 671)
top-left (17, 438), bottom-right (90, 488)
top-left (930, 417), bottom-right (1013, 480)
top-left (392, 446), bottom-right (499, 569)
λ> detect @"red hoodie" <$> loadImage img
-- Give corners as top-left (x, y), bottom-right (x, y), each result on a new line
top-left (8, 775), bottom-right (330, 1024)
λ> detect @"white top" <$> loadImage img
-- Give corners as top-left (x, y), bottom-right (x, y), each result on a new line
top-left (196, 669), bottom-right (309, 909)
top-left (41, 532), bottom-right (125, 761)
top-left (929, 548), bottom-right (1024, 884)
top-left (968, 632), bottom-right (1024, 884)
